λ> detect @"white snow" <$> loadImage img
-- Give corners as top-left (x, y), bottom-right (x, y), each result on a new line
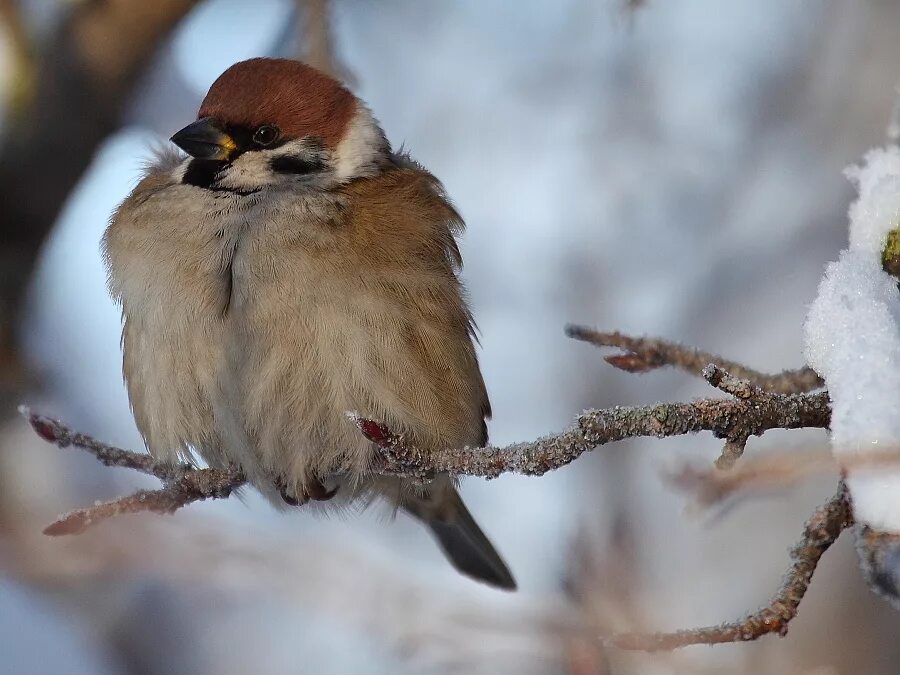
top-left (846, 148), bottom-right (900, 255)
top-left (804, 147), bottom-right (900, 532)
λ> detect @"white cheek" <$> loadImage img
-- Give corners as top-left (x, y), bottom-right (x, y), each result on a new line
top-left (170, 158), bottom-right (191, 183)
top-left (333, 104), bottom-right (388, 181)
top-left (218, 153), bottom-right (278, 189)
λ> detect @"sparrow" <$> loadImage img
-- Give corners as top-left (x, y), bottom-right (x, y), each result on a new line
top-left (102, 58), bottom-right (515, 590)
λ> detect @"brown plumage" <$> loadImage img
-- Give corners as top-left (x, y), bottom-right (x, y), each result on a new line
top-left (199, 58), bottom-right (356, 148)
top-left (103, 58), bottom-right (514, 590)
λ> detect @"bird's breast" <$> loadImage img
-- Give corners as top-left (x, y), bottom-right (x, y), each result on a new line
top-left (212, 197), bottom-right (376, 480)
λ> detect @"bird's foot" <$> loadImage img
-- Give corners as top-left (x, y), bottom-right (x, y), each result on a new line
top-left (275, 476), bottom-right (338, 506)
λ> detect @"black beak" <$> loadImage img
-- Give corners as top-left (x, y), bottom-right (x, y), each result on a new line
top-left (170, 117), bottom-right (237, 160)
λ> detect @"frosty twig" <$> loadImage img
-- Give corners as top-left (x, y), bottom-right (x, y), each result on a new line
top-left (20, 406), bottom-right (245, 535)
top-left (354, 382), bottom-right (830, 480)
top-left (21, 406), bottom-right (186, 481)
top-left (703, 364), bottom-right (770, 468)
top-left (566, 325), bottom-right (824, 394)
top-left (22, 346), bottom-right (831, 533)
top-left (42, 473), bottom-right (242, 536)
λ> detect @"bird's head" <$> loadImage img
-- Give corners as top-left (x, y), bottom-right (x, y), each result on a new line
top-left (171, 58), bottom-right (390, 194)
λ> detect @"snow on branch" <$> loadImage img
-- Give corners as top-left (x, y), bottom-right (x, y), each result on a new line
top-left (804, 147), bottom-right (900, 533)
top-left (802, 145), bottom-right (900, 611)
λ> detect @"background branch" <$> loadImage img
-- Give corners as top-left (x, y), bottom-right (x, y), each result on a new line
top-left (296, 0), bottom-right (354, 84)
top-left (0, 0), bottom-right (201, 405)
top-left (609, 485), bottom-right (852, 650)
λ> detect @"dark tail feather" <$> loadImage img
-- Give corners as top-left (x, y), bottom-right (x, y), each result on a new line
top-left (405, 487), bottom-right (516, 591)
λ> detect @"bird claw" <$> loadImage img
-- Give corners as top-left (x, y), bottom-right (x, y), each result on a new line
top-left (305, 478), bottom-right (338, 502)
top-left (275, 476), bottom-right (337, 506)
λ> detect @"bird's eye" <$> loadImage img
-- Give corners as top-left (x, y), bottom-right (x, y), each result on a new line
top-left (253, 125), bottom-right (279, 147)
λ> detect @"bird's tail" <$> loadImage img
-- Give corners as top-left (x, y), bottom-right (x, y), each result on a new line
top-left (402, 484), bottom-right (516, 591)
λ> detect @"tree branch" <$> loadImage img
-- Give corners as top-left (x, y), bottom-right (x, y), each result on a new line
top-left (352, 387), bottom-right (831, 480)
top-left (18, 329), bottom-right (854, 655)
top-left (669, 451), bottom-right (834, 511)
top-left (299, 0), bottom-right (337, 76)
top-left (22, 364), bottom-right (831, 533)
top-left (296, 0), bottom-right (354, 84)
top-left (669, 447), bottom-right (900, 513)
top-left (0, 0), bottom-right (201, 406)
top-left (702, 363), bottom-right (776, 468)
top-left (43, 476), bottom-right (239, 536)
top-left (566, 325), bottom-right (824, 394)
top-left (608, 484), bottom-right (852, 651)
top-left (19, 406), bottom-right (244, 535)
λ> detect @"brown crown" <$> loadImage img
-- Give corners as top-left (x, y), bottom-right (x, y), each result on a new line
top-left (198, 58), bottom-right (357, 149)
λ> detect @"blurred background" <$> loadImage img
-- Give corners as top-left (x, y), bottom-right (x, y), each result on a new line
top-left (0, 0), bottom-right (898, 673)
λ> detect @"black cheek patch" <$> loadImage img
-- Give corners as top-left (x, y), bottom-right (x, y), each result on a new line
top-left (183, 159), bottom-right (227, 188)
top-left (270, 155), bottom-right (325, 175)
top-left (181, 158), bottom-right (260, 196)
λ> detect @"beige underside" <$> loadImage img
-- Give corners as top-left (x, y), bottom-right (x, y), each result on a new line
top-left (103, 153), bottom-right (488, 509)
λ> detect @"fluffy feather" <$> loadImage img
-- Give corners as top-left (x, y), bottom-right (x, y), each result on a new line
top-left (103, 58), bottom-right (513, 589)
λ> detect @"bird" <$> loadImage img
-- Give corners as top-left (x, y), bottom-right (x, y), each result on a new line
top-left (102, 57), bottom-right (515, 590)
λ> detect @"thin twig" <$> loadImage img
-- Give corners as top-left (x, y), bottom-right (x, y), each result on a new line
top-left (670, 451), bottom-right (838, 511)
top-left (20, 405), bottom-right (184, 481)
top-left (19, 406), bottom-right (245, 535)
top-left (702, 364), bottom-right (769, 468)
top-left (714, 437), bottom-right (749, 470)
top-left (671, 446), bottom-right (900, 512)
top-left (299, 0), bottom-right (336, 75)
top-left (43, 469), bottom-right (240, 536)
top-left (608, 485), bottom-right (852, 651)
top-left (702, 364), bottom-right (768, 401)
top-left (566, 325), bottom-right (824, 395)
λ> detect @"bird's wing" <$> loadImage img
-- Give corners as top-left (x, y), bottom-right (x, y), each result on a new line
top-left (337, 161), bottom-right (491, 450)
